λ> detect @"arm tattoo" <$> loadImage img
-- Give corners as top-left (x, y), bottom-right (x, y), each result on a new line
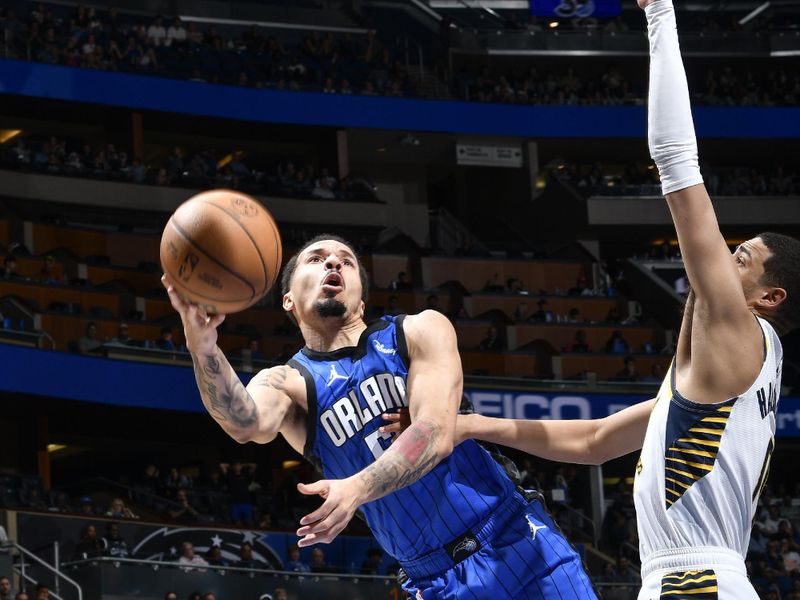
top-left (191, 351), bottom-right (258, 430)
top-left (357, 420), bottom-right (441, 501)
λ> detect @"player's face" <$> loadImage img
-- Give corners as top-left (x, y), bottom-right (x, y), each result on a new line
top-left (734, 237), bottom-right (775, 306)
top-left (285, 240), bottom-right (364, 324)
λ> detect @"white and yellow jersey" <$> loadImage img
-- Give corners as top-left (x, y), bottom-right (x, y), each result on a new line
top-left (634, 316), bottom-right (783, 576)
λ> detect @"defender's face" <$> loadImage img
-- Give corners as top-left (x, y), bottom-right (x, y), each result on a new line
top-left (284, 240), bottom-right (364, 323)
top-left (733, 237), bottom-right (773, 305)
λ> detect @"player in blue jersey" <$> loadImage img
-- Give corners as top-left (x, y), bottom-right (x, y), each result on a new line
top-left (162, 234), bottom-right (597, 599)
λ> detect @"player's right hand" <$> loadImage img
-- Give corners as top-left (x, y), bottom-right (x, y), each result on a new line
top-left (161, 274), bottom-right (225, 355)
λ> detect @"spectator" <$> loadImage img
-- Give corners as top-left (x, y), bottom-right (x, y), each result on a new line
top-left (0, 256), bottom-right (20, 280)
top-left (164, 467), bottom-right (190, 497)
top-left (360, 548), bottom-right (383, 575)
top-left (605, 330), bottom-right (630, 354)
top-left (0, 577), bottom-right (13, 600)
top-left (643, 363), bottom-right (666, 383)
top-left (14, 594), bottom-right (29, 600)
top-left (202, 594), bottom-right (216, 600)
top-left (529, 299), bottom-right (553, 323)
top-left (168, 489), bottom-right (200, 524)
top-left (220, 461), bottom-right (256, 524)
top-left (73, 524), bottom-right (103, 559)
top-left (155, 326), bottom-right (176, 351)
top-left (166, 18), bottom-right (186, 47)
top-left (163, 593), bottom-right (178, 600)
top-left (759, 505), bottom-right (783, 536)
top-left (105, 497), bottom-right (138, 519)
top-left (146, 16), bottom-right (166, 46)
top-left (568, 275), bottom-right (590, 296)
top-left (77, 321), bottom-right (103, 354)
top-left (205, 546), bottom-right (227, 567)
top-left (389, 271), bottom-right (411, 291)
top-left (285, 544), bottom-right (309, 573)
top-left (604, 307), bottom-right (621, 323)
top-left (567, 330), bottom-right (590, 353)
top-left (178, 542), bottom-right (208, 572)
top-left (245, 337), bottom-right (263, 361)
top-left (109, 323), bottom-right (133, 346)
top-left (615, 356), bottom-right (639, 382)
top-left (188, 593), bottom-right (202, 600)
top-left (238, 542), bottom-right (261, 569)
top-left (383, 295), bottom-right (402, 317)
top-left (38, 255), bottom-right (63, 284)
top-left (310, 548), bottom-right (334, 573)
top-left (34, 586), bottom-right (48, 600)
top-left (141, 463), bottom-right (160, 492)
top-left (102, 522), bottom-right (129, 558)
top-left (477, 325), bottom-right (502, 351)
top-left (566, 308), bottom-right (582, 323)
top-left (613, 556), bottom-right (640, 583)
top-left (78, 496), bottom-right (95, 515)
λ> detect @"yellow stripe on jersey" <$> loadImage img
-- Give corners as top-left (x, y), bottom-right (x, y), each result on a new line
top-left (688, 427), bottom-right (724, 436)
top-left (716, 406), bottom-right (733, 413)
top-left (668, 447), bottom-right (715, 459)
top-left (676, 438), bottom-right (720, 448)
top-left (666, 457), bottom-right (714, 471)
top-left (666, 476), bottom-right (691, 490)
top-left (666, 466), bottom-right (701, 481)
top-left (700, 417), bottom-right (729, 424)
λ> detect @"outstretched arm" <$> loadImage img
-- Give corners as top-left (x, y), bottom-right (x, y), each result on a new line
top-left (644, 0), bottom-right (749, 320)
top-left (455, 400), bottom-right (654, 465)
top-left (295, 310), bottom-right (460, 546)
top-left (163, 275), bottom-right (293, 445)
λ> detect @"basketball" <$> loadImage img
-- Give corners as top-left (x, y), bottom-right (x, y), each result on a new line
top-left (160, 189), bottom-right (283, 315)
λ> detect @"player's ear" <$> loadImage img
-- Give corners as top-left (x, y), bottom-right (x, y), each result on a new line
top-left (282, 292), bottom-right (294, 312)
top-left (758, 286), bottom-right (787, 309)
top-left (359, 300), bottom-right (365, 319)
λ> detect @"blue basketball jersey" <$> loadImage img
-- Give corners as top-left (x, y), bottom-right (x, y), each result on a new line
top-left (288, 315), bottom-right (516, 561)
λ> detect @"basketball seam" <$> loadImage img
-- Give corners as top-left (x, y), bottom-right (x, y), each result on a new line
top-left (199, 198), bottom-right (270, 296)
top-left (169, 218), bottom-right (256, 302)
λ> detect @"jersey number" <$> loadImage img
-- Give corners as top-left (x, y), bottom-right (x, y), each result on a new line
top-left (364, 429), bottom-right (394, 460)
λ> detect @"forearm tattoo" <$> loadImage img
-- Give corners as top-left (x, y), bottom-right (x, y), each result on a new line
top-left (358, 420), bottom-right (441, 501)
top-left (192, 351), bottom-right (258, 429)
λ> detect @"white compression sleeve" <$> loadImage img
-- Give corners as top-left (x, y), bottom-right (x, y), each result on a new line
top-left (645, 0), bottom-right (704, 196)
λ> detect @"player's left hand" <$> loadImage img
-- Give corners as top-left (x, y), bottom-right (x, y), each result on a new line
top-left (296, 479), bottom-right (363, 547)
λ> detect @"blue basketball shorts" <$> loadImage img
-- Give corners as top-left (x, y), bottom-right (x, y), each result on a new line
top-left (400, 491), bottom-right (598, 599)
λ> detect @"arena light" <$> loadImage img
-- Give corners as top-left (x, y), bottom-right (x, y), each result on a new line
top-left (0, 129), bottom-right (22, 144)
top-left (47, 444), bottom-right (67, 453)
top-left (549, 21), bottom-right (560, 28)
top-left (738, 1), bottom-right (769, 25)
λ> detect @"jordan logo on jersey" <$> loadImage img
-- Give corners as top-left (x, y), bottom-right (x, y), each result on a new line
top-left (525, 515), bottom-right (548, 540)
top-left (326, 364), bottom-right (349, 387)
top-left (320, 373), bottom-right (408, 447)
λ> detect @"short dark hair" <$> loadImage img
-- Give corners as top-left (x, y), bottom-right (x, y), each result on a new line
top-left (280, 234), bottom-right (369, 321)
top-left (757, 232), bottom-right (800, 333)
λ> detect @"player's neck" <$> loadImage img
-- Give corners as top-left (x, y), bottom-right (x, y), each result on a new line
top-left (301, 317), bottom-right (367, 353)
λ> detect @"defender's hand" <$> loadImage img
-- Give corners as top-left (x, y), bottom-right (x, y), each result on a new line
top-left (296, 479), bottom-right (364, 547)
top-left (161, 274), bottom-right (225, 355)
top-left (379, 409), bottom-right (411, 438)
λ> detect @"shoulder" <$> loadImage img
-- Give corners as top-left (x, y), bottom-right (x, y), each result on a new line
top-left (401, 310), bottom-right (456, 352)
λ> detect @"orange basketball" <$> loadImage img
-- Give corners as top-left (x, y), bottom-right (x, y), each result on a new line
top-left (160, 189), bottom-right (282, 314)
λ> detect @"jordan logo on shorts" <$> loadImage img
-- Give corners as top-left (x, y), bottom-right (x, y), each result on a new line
top-left (525, 515), bottom-right (547, 540)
